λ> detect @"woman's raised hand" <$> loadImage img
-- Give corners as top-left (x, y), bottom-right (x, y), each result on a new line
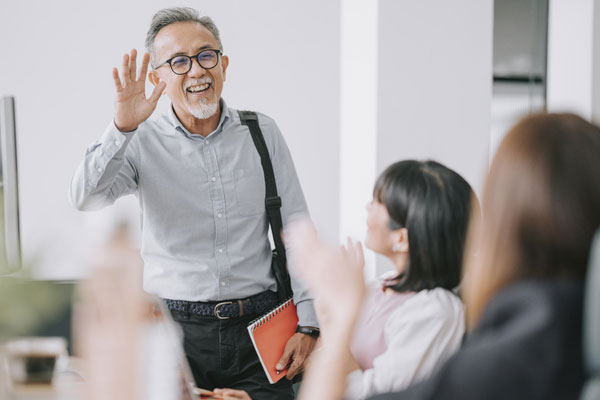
top-left (287, 219), bottom-right (366, 336)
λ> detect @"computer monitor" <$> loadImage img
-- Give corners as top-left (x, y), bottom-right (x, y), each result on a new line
top-left (0, 96), bottom-right (22, 275)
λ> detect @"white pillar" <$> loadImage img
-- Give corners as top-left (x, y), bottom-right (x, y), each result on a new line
top-left (375, 0), bottom-right (493, 275)
top-left (547, 0), bottom-right (596, 119)
top-left (340, 0), bottom-right (379, 280)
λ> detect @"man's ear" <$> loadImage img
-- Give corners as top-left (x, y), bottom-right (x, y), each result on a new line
top-left (148, 70), bottom-right (160, 87)
top-left (221, 55), bottom-right (229, 81)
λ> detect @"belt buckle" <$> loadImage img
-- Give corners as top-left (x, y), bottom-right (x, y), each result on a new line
top-left (214, 301), bottom-right (233, 320)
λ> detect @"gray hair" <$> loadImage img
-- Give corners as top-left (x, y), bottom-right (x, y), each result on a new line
top-left (145, 7), bottom-right (223, 67)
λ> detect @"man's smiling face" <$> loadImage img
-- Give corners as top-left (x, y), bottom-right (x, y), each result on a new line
top-left (150, 21), bottom-right (229, 122)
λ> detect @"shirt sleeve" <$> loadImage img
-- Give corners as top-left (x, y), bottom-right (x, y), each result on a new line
top-left (260, 115), bottom-right (318, 327)
top-left (69, 121), bottom-right (138, 211)
top-left (366, 281), bottom-right (584, 400)
top-left (344, 290), bottom-right (465, 399)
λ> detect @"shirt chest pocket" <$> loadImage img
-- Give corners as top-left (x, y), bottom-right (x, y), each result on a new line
top-left (234, 168), bottom-right (266, 217)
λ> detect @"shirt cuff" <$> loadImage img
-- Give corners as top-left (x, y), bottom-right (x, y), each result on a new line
top-left (112, 120), bottom-right (139, 135)
top-left (101, 121), bottom-right (136, 156)
top-left (295, 299), bottom-right (319, 328)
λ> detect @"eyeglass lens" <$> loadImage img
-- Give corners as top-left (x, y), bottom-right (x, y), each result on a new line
top-left (170, 50), bottom-right (219, 74)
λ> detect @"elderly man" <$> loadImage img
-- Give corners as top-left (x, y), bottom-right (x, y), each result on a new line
top-left (70, 7), bottom-right (317, 398)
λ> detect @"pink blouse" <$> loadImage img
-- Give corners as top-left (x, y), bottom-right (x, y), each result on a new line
top-left (350, 285), bottom-right (415, 369)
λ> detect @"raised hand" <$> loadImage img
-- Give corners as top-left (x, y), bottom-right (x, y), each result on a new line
top-left (112, 49), bottom-right (166, 132)
top-left (289, 220), bottom-right (367, 400)
top-left (287, 220), bottom-right (366, 337)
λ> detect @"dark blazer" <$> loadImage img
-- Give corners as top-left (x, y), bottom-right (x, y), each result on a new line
top-left (369, 279), bottom-right (585, 400)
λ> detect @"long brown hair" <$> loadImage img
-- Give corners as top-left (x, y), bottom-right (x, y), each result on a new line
top-left (463, 113), bottom-right (600, 328)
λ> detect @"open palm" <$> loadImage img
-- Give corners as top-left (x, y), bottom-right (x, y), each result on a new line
top-left (112, 49), bottom-right (166, 132)
top-left (287, 220), bottom-right (366, 331)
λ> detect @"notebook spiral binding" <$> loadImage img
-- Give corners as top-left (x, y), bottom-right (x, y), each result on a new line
top-left (248, 297), bottom-right (294, 330)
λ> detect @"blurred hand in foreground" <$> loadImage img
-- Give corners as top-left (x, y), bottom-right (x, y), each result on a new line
top-left (287, 219), bottom-right (367, 400)
top-left (74, 224), bottom-right (146, 400)
top-left (286, 219), bottom-right (366, 341)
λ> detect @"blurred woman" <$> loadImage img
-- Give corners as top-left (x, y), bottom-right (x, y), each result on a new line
top-left (294, 112), bottom-right (600, 400)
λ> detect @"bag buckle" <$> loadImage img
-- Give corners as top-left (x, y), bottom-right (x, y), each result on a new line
top-left (266, 196), bottom-right (282, 209)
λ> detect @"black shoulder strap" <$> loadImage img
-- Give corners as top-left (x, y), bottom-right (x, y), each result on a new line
top-left (238, 110), bottom-right (292, 300)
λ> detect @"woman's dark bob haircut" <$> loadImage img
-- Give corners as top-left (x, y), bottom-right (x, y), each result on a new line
top-left (373, 160), bottom-right (474, 292)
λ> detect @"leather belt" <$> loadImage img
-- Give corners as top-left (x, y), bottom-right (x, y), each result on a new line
top-left (164, 290), bottom-right (279, 320)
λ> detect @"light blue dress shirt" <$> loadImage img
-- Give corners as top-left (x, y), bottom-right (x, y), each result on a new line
top-left (70, 99), bottom-right (316, 326)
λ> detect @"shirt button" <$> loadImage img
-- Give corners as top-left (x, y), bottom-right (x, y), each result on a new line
top-left (114, 139), bottom-right (121, 146)
top-left (205, 140), bottom-right (210, 145)
top-left (211, 177), bottom-right (217, 182)
top-left (217, 213), bottom-right (223, 218)
top-left (220, 281), bottom-right (226, 287)
top-left (97, 167), bottom-right (103, 173)
top-left (218, 248), bottom-right (224, 253)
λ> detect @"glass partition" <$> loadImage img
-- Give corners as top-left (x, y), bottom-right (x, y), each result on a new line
top-left (491, 0), bottom-right (549, 158)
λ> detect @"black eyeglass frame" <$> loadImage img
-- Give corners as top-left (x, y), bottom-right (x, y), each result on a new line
top-left (154, 49), bottom-right (223, 75)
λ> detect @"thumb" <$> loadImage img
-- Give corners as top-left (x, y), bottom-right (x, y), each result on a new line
top-left (149, 81), bottom-right (167, 105)
top-left (276, 344), bottom-right (294, 372)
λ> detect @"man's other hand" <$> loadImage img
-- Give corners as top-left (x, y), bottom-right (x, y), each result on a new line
top-left (275, 332), bottom-right (317, 380)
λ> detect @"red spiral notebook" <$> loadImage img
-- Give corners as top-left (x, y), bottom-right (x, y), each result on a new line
top-left (247, 298), bottom-right (298, 383)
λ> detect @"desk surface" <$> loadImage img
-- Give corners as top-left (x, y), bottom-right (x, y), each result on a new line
top-left (4, 357), bottom-right (85, 400)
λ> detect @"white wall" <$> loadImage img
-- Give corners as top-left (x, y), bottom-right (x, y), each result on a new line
top-left (546, 0), bottom-right (600, 124)
top-left (375, 0), bottom-right (493, 274)
top-left (0, 0), bottom-right (494, 280)
top-left (339, 0), bottom-right (379, 279)
top-left (547, 0), bottom-right (596, 118)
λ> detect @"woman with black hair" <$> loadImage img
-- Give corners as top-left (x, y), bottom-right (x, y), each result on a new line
top-left (295, 160), bottom-right (475, 399)
top-left (295, 113), bottom-right (600, 400)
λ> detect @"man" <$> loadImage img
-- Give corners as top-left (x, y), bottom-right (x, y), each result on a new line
top-left (70, 7), bottom-right (318, 398)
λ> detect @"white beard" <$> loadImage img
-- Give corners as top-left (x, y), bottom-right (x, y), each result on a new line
top-left (188, 99), bottom-right (218, 120)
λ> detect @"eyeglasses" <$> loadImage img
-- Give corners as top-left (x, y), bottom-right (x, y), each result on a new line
top-left (154, 49), bottom-right (222, 75)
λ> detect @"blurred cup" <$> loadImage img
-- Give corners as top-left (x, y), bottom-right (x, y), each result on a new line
top-left (4, 337), bottom-right (67, 385)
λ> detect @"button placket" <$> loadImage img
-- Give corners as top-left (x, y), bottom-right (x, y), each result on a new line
top-left (205, 137), bottom-right (229, 297)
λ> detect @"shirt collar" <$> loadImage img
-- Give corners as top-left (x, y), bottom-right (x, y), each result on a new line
top-left (167, 98), bottom-right (231, 140)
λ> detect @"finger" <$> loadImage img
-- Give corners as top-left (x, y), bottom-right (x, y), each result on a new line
top-left (211, 388), bottom-right (230, 399)
top-left (285, 357), bottom-right (303, 379)
top-left (121, 53), bottom-right (131, 85)
top-left (356, 241), bottom-right (365, 268)
top-left (276, 345), bottom-right (294, 372)
top-left (138, 52), bottom-right (151, 81)
top-left (213, 389), bottom-right (246, 399)
top-left (129, 49), bottom-right (137, 83)
top-left (345, 239), bottom-right (357, 262)
top-left (345, 238), bottom-right (363, 267)
top-left (149, 80), bottom-right (166, 105)
top-left (112, 67), bottom-right (123, 90)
